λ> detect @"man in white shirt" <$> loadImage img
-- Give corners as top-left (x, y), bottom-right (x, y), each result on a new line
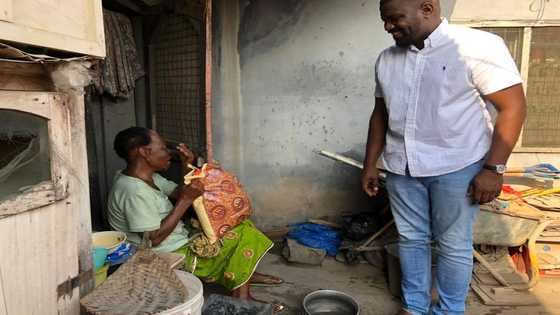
top-left (362, 0), bottom-right (527, 314)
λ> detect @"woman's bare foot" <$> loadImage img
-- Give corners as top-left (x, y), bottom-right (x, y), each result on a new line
top-left (231, 283), bottom-right (252, 299)
top-left (250, 272), bottom-right (284, 286)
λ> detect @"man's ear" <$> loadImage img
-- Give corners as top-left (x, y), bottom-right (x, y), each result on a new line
top-left (137, 146), bottom-right (149, 160)
top-left (420, 1), bottom-right (435, 17)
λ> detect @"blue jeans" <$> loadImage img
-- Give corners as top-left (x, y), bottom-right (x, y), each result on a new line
top-left (385, 161), bottom-right (483, 315)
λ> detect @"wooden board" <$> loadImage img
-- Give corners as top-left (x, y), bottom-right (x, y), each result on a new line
top-left (471, 281), bottom-right (540, 306)
top-left (67, 92), bottom-right (95, 294)
top-left (0, 0), bottom-right (105, 57)
top-left (451, 0), bottom-right (560, 24)
top-left (0, 202), bottom-right (79, 314)
top-left (0, 90), bottom-right (79, 314)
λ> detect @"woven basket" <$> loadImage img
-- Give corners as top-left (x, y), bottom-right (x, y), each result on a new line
top-left (81, 249), bottom-right (188, 315)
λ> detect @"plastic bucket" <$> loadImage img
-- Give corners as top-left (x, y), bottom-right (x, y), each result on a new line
top-left (157, 270), bottom-right (204, 315)
top-left (92, 231), bottom-right (127, 254)
top-left (93, 247), bottom-right (108, 271)
top-left (94, 263), bottom-right (109, 287)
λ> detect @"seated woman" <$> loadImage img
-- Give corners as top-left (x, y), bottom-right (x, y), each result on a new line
top-left (107, 127), bottom-right (282, 308)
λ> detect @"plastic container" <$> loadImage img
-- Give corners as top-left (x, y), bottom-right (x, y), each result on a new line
top-left (94, 263), bottom-right (109, 287)
top-left (106, 243), bottom-right (135, 266)
top-left (92, 247), bottom-right (109, 271)
top-left (157, 270), bottom-right (204, 315)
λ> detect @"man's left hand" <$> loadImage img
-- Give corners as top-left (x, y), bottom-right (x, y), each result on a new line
top-left (469, 169), bottom-right (503, 204)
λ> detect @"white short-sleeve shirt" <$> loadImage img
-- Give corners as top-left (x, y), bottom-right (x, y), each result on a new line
top-left (375, 19), bottom-right (522, 177)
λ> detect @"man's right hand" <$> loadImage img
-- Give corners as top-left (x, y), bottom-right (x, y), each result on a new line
top-left (362, 166), bottom-right (380, 197)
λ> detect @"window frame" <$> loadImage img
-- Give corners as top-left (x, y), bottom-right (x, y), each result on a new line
top-left (0, 91), bottom-right (71, 218)
top-left (453, 20), bottom-right (560, 152)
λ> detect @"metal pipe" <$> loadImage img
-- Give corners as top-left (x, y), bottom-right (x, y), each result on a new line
top-left (204, 0), bottom-right (213, 161)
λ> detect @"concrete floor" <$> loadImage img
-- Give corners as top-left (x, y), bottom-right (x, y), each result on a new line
top-left (248, 253), bottom-right (560, 315)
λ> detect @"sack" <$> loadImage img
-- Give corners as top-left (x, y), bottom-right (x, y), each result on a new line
top-left (184, 164), bottom-right (252, 244)
top-left (287, 223), bottom-right (341, 256)
top-left (282, 238), bottom-right (326, 265)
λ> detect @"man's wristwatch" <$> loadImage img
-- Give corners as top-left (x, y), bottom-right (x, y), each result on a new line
top-left (483, 164), bottom-right (507, 175)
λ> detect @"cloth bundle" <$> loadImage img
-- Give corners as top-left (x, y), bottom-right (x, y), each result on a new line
top-left (184, 164), bottom-right (252, 244)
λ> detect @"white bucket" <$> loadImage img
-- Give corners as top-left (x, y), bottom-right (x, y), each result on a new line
top-left (158, 270), bottom-right (204, 315)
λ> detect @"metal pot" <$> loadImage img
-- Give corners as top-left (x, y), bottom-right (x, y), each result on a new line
top-left (303, 290), bottom-right (360, 315)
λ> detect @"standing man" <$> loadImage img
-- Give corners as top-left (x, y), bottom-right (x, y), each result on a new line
top-left (362, 0), bottom-right (527, 314)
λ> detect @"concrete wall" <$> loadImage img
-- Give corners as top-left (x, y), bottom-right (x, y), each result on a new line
top-left (211, 0), bottom-right (456, 229)
top-left (212, 0), bottom-right (560, 230)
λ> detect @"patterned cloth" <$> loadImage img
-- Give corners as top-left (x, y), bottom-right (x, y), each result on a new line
top-left (176, 220), bottom-right (273, 290)
top-left (91, 9), bottom-right (144, 98)
top-left (185, 164), bottom-right (253, 243)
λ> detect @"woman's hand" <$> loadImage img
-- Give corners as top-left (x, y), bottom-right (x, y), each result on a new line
top-left (178, 179), bottom-right (204, 204)
top-left (177, 143), bottom-right (196, 168)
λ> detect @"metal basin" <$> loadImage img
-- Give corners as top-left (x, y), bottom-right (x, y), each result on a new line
top-left (303, 290), bottom-right (360, 315)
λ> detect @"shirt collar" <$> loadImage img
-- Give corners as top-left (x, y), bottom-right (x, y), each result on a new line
top-left (424, 18), bottom-right (448, 49)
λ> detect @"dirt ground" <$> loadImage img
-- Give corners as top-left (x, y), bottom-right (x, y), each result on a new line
top-left (245, 253), bottom-right (560, 315)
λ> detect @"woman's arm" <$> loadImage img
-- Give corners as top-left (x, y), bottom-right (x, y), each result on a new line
top-left (149, 182), bottom-right (203, 246)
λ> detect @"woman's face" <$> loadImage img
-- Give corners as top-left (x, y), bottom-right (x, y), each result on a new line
top-left (144, 131), bottom-right (171, 171)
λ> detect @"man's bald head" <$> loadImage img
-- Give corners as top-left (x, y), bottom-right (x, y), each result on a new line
top-left (381, 0), bottom-right (440, 10)
top-left (379, 0), bottom-right (442, 48)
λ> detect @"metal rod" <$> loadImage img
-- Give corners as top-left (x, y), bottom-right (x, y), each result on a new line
top-left (318, 150), bottom-right (386, 179)
top-left (204, 0), bottom-right (214, 161)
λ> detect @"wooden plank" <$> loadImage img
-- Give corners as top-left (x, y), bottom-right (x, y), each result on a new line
top-left (0, 264), bottom-right (7, 315)
top-left (55, 202), bottom-right (80, 314)
top-left (66, 92), bottom-right (95, 294)
top-left (473, 250), bottom-right (511, 287)
top-left (0, 204), bottom-right (72, 314)
top-left (0, 90), bottom-right (52, 118)
top-left (356, 220), bottom-right (395, 252)
top-left (0, 60), bottom-right (49, 77)
top-left (0, 182), bottom-right (57, 218)
top-left (0, 73), bottom-right (53, 91)
top-left (450, 1), bottom-right (560, 27)
top-left (513, 147), bottom-right (560, 153)
top-left (454, 20), bottom-right (560, 28)
top-left (471, 281), bottom-right (540, 306)
top-left (515, 27), bottom-right (532, 149)
top-left (504, 175), bottom-right (560, 189)
top-left (0, 0), bottom-right (105, 57)
top-left (48, 93), bottom-right (71, 200)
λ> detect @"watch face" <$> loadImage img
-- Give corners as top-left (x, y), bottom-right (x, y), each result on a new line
top-left (496, 165), bottom-right (506, 174)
